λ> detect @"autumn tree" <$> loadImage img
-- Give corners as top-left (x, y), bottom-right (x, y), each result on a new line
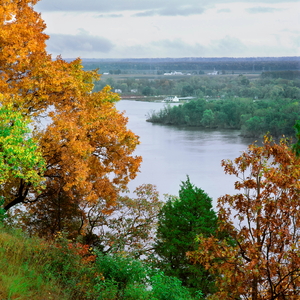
top-left (0, 0), bottom-right (141, 231)
top-left (25, 184), bottom-right (163, 259)
top-left (154, 177), bottom-right (218, 296)
top-left (188, 136), bottom-right (300, 300)
top-left (88, 184), bottom-right (163, 258)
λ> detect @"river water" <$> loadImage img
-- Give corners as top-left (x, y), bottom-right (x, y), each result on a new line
top-left (116, 100), bottom-right (255, 207)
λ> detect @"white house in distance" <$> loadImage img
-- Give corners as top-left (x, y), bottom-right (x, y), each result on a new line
top-left (163, 96), bottom-right (179, 102)
top-left (207, 68), bottom-right (218, 75)
top-left (115, 89), bottom-right (122, 93)
top-left (164, 71), bottom-right (184, 76)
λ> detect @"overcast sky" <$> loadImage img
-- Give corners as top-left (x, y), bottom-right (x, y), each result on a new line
top-left (35, 0), bottom-right (300, 59)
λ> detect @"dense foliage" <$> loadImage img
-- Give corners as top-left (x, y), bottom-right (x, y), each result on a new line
top-left (0, 103), bottom-right (45, 187)
top-left (292, 120), bottom-right (300, 156)
top-left (261, 70), bottom-right (300, 80)
top-left (0, 226), bottom-right (197, 300)
top-left (147, 96), bottom-right (300, 138)
top-left (155, 177), bottom-right (218, 296)
top-left (95, 72), bottom-right (300, 139)
top-left (93, 72), bottom-right (300, 99)
top-left (0, 0), bottom-right (141, 225)
top-left (23, 184), bottom-right (163, 260)
top-left (189, 136), bottom-right (300, 299)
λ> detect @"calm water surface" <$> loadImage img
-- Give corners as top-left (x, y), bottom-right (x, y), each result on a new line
top-left (116, 100), bottom-right (254, 206)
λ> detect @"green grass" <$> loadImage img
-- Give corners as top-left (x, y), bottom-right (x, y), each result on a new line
top-left (0, 226), bottom-right (200, 300)
top-left (0, 226), bottom-right (68, 300)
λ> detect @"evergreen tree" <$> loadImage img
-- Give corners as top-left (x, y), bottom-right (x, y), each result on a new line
top-left (292, 120), bottom-right (300, 157)
top-left (154, 177), bottom-right (218, 296)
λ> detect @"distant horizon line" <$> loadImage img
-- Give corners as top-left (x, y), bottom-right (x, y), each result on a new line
top-left (67, 56), bottom-right (300, 60)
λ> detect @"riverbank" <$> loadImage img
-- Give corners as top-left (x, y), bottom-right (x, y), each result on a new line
top-left (121, 95), bottom-right (164, 101)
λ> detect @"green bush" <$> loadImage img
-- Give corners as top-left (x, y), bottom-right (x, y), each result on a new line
top-left (0, 197), bottom-right (6, 224)
top-left (95, 252), bottom-right (198, 300)
top-left (41, 233), bottom-right (98, 299)
top-left (95, 252), bottom-right (148, 298)
top-left (151, 272), bottom-right (194, 300)
top-left (0, 227), bottom-right (202, 299)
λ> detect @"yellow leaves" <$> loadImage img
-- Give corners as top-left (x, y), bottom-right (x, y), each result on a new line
top-left (0, 0), bottom-right (141, 219)
top-left (40, 87), bottom-right (141, 206)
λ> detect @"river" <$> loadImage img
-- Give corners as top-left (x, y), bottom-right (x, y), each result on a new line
top-left (116, 100), bottom-right (255, 206)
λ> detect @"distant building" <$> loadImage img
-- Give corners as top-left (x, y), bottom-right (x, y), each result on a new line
top-left (163, 71), bottom-right (184, 76)
top-left (163, 96), bottom-right (179, 102)
top-left (179, 96), bottom-right (196, 101)
top-left (207, 68), bottom-right (218, 76)
top-left (115, 89), bottom-right (122, 93)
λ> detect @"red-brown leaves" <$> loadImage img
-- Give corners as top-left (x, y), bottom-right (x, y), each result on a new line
top-left (189, 136), bottom-right (300, 299)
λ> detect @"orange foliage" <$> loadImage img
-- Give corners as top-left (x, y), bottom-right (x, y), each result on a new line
top-left (0, 0), bottom-right (141, 218)
top-left (188, 136), bottom-right (300, 300)
top-left (66, 242), bottom-right (96, 264)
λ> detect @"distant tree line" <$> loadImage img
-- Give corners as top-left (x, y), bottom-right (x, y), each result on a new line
top-left (93, 73), bottom-right (300, 100)
top-left (147, 97), bottom-right (300, 138)
top-left (261, 70), bottom-right (300, 80)
top-left (83, 57), bottom-right (300, 73)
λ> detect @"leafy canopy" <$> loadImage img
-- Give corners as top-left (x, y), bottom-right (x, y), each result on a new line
top-left (0, 0), bottom-right (141, 221)
top-left (189, 136), bottom-right (300, 300)
top-left (0, 101), bottom-right (45, 186)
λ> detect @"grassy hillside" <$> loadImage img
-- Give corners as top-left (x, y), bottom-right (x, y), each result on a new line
top-left (0, 225), bottom-right (197, 300)
top-left (0, 227), bottom-right (68, 299)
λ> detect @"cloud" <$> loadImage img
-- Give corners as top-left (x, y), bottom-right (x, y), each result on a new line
top-left (35, 0), bottom-right (299, 13)
top-left (159, 6), bottom-right (205, 16)
top-left (36, 0), bottom-right (206, 13)
top-left (133, 10), bottom-right (157, 17)
top-left (122, 35), bottom-right (296, 58)
top-left (45, 34), bottom-right (298, 59)
top-left (282, 28), bottom-right (300, 34)
top-left (210, 36), bottom-right (247, 56)
top-left (133, 5), bottom-right (205, 17)
top-left (110, 38), bottom-right (207, 58)
top-left (246, 6), bottom-right (282, 13)
top-left (113, 36), bottom-right (247, 58)
top-left (46, 31), bottom-right (114, 56)
top-left (96, 14), bottom-right (123, 18)
top-left (152, 39), bottom-right (207, 55)
top-left (293, 35), bottom-right (300, 47)
top-left (217, 8), bottom-right (231, 13)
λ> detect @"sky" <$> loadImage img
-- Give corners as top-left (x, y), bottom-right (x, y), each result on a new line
top-left (35, 0), bottom-right (300, 59)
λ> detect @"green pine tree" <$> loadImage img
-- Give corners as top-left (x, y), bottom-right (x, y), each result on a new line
top-left (154, 177), bottom-right (218, 296)
top-left (292, 120), bottom-right (300, 157)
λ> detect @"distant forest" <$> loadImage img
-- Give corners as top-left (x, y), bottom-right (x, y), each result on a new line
top-left (82, 57), bottom-right (300, 138)
top-left (144, 72), bottom-right (300, 138)
top-left (82, 57), bottom-right (300, 74)
top-left (91, 70), bottom-right (300, 99)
